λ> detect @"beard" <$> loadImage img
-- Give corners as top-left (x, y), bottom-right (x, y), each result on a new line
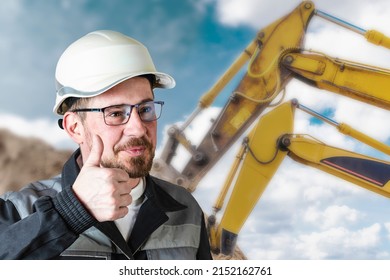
top-left (100, 136), bottom-right (155, 178)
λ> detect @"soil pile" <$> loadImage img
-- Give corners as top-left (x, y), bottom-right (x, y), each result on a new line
top-left (0, 129), bottom-right (72, 195)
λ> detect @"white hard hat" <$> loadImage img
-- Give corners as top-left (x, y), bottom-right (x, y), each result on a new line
top-left (54, 30), bottom-right (175, 115)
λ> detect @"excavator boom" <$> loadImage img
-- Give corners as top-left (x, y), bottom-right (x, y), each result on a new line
top-left (210, 101), bottom-right (294, 254)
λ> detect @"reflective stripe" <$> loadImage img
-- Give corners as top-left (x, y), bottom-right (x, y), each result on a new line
top-left (59, 250), bottom-right (111, 260)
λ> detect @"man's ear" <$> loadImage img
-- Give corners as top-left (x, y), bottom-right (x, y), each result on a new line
top-left (62, 112), bottom-right (84, 145)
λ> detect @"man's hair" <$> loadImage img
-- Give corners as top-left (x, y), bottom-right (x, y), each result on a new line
top-left (68, 97), bottom-right (89, 121)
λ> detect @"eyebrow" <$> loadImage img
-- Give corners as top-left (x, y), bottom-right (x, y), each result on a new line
top-left (100, 98), bottom-right (155, 108)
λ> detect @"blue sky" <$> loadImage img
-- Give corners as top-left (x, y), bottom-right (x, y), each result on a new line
top-left (0, 0), bottom-right (253, 134)
top-left (2, 0), bottom-right (390, 260)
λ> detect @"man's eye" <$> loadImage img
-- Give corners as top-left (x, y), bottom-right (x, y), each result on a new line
top-left (139, 105), bottom-right (153, 114)
top-left (106, 110), bottom-right (126, 118)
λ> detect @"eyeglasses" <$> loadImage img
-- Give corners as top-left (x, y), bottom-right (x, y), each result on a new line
top-left (71, 100), bottom-right (164, 126)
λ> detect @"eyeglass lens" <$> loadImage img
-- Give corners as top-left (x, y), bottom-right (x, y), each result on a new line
top-left (103, 101), bottom-right (162, 125)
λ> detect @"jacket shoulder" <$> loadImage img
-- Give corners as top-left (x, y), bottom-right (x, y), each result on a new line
top-left (1, 175), bottom-right (62, 218)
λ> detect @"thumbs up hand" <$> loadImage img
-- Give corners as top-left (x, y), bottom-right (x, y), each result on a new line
top-left (72, 135), bottom-right (133, 222)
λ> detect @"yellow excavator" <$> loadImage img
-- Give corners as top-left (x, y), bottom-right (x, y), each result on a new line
top-left (151, 1), bottom-right (390, 256)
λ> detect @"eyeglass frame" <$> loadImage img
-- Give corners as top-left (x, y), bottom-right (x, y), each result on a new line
top-left (70, 100), bottom-right (164, 126)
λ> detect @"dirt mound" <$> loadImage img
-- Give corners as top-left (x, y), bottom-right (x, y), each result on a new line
top-left (212, 247), bottom-right (247, 260)
top-left (0, 129), bottom-right (72, 195)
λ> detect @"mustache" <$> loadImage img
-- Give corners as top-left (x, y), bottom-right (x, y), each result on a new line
top-left (114, 136), bottom-right (153, 153)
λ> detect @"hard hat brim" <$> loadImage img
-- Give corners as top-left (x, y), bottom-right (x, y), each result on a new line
top-left (53, 71), bottom-right (175, 115)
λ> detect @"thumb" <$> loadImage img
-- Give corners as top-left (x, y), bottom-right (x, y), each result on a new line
top-left (84, 134), bottom-right (104, 167)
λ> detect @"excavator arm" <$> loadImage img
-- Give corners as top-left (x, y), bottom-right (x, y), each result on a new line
top-left (281, 135), bottom-right (390, 196)
top-left (281, 51), bottom-right (390, 110)
top-left (209, 99), bottom-right (390, 254)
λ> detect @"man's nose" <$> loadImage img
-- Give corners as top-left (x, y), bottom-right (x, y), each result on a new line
top-left (123, 109), bottom-right (147, 137)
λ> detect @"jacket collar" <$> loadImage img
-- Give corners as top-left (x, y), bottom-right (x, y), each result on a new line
top-left (61, 148), bottom-right (187, 257)
top-left (144, 175), bottom-right (187, 212)
top-left (61, 149), bottom-right (81, 189)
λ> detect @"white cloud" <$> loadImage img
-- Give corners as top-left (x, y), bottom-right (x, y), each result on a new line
top-left (214, 0), bottom-right (390, 33)
top-left (241, 223), bottom-right (385, 259)
top-left (304, 205), bottom-right (362, 229)
top-left (296, 224), bottom-right (383, 259)
top-left (215, 0), bottom-right (298, 29)
top-left (0, 113), bottom-right (76, 150)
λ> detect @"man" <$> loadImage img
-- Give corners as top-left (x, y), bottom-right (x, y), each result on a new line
top-left (0, 30), bottom-right (212, 260)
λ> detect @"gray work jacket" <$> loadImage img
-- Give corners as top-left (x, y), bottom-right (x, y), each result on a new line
top-left (0, 149), bottom-right (212, 260)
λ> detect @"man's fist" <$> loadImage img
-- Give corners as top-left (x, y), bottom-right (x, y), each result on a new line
top-left (72, 135), bottom-right (133, 221)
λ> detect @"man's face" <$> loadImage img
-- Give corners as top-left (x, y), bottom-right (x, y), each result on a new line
top-left (80, 77), bottom-right (157, 178)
